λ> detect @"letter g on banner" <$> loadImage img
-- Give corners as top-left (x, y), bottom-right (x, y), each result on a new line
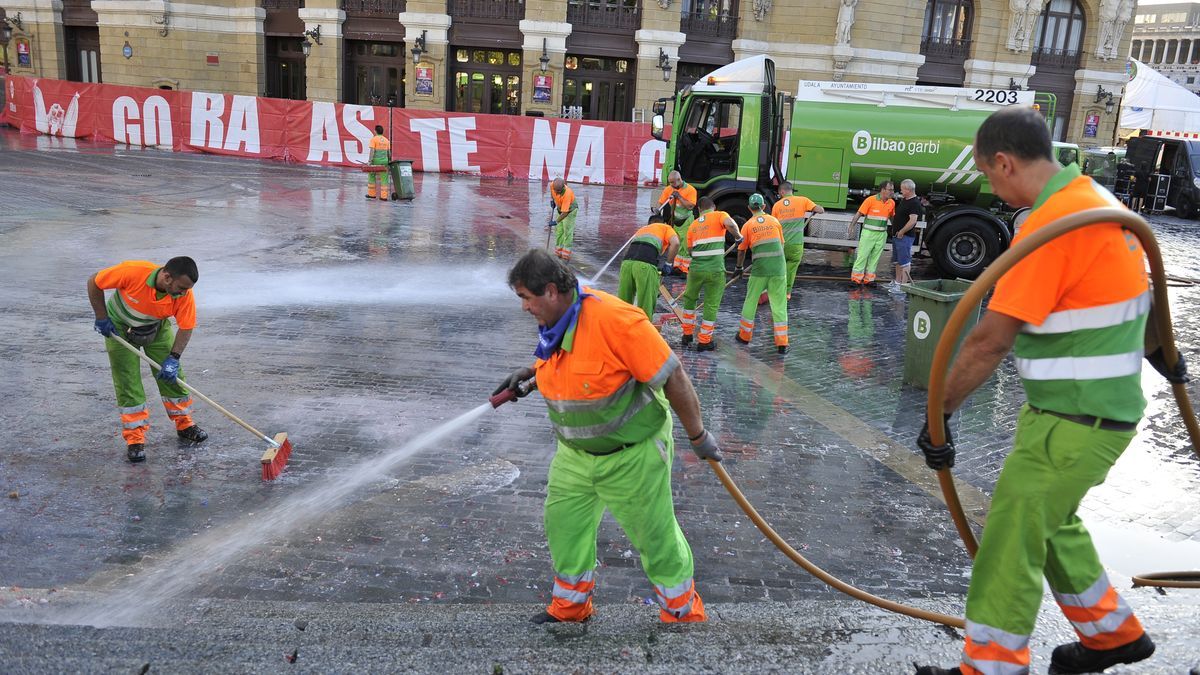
top-left (852, 130), bottom-right (872, 156)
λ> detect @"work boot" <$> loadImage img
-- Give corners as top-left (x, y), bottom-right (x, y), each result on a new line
top-left (681, 333), bottom-right (693, 347)
top-left (697, 340), bottom-right (716, 352)
top-left (912, 666), bottom-right (960, 675)
top-left (126, 443), bottom-right (146, 463)
top-left (177, 425), bottom-right (209, 444)
top-left (1048, 633), bottom-right (1155, 674)
top-left (735, 335), bottom-right (750, 345)
top-left (777, 345), bottom-right (788, 354)
top-left (529, 610), bottom-right (588, 624)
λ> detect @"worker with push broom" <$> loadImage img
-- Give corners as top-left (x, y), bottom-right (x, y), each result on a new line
top-left (616, 212), bottom-right (679, 320)
top-left (88, 257), bottom-right (207, 463)
top-left (914, 107), bottom-right (1179, 675)
top-left (678, 196), bottom-right (740, 351)
top-left (492, 249), bottom-right (721, 625)
top-left (734, 194), bottom-right (789, 354)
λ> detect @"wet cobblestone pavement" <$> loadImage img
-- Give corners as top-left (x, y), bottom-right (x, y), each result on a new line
top-left (1, 128), bottom-right (1199, 672)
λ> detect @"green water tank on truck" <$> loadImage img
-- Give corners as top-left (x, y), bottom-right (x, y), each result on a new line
top-left (651, 56), bottom-right (1041, 279)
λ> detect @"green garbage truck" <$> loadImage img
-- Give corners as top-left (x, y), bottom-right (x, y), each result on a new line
top-left (650, 55), bottom-right (1044, 279)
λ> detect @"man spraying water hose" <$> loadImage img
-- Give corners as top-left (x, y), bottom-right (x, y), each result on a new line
top-left (88, 257), bottom-right (208, 463)
top-left (493, 249), bottom-right (721, 625)
top-left (549, 177), bottom-right (578, 262)
top-left (914, 107), bottom-right (1185, 675)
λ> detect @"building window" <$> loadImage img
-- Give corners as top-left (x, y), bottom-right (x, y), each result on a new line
top-left (681, 0), bottom-right (738, 39)
top-left (265, 37), bottom-right (306, 100)
top-left (1030, 0), bottom-right (1085, 140)
top-left (452, 48), bottom-right (522, 115)
top-left (344, 41), bottom-right (404, 107)
top-left (918, 0), bottom-right (972, 85)
top-left (1032, 0), bottom-right (1085, 62)
top-left (561, 55), bottom-right (635, 121)
top-left (674, 62), bottom-right (711, 92)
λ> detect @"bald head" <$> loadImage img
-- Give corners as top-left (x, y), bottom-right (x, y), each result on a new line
top-left (552, 177), bottom-right (566, 192)
top-left (668, 170), bottom-right (683, 189)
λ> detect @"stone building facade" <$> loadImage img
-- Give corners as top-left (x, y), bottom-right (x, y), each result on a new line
top-left (1129, 1), bottom-right (1200, 95)
top-left (0, 0), bottom-right (1135, 144)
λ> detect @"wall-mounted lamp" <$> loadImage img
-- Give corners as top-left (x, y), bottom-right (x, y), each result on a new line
top-left (410, 30), bottom-right (427, 66)
top-left (1096, 85), bottom-right (1115, 114)
top-left (539, 38), bottom-right (550, 73)
top-left (4, 12), bottom-right (23, 32)
top-left (0, 21), bottom-right (12, 47)
top-left (1008, 77), bottom-right (1023, 91)
top-left (154, 12), bottom-right (170, 37)
top-left (658, 47), bottom-right (673, 83)
top-left (301, 25), bottom-right (321, 58)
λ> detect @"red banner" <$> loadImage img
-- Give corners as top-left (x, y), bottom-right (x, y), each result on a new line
top-left (2, 76), bottom-right (668, 186)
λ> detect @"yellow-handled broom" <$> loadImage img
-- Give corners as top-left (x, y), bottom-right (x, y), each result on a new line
top-left (109, 334), bottom-right (293, 480)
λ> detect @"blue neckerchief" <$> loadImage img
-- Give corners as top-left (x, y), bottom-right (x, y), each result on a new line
top-left (535, 284), bottom-right (592, 360)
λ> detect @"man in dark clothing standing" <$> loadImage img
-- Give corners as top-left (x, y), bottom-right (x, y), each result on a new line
top-left (888, 178), bottom-right (923, 294)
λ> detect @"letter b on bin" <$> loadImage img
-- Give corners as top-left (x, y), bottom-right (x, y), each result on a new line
top-left (388, 159), bottom-right (416, 200)
top-left (902, 280), bottom-right (980, 389)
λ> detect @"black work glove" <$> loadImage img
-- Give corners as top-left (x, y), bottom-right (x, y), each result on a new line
top-left (1147, 347), bottom-right (1189, 384)
top-left (492, 366), bottom-right (536, 399)
top-left (917, 413), bottom-right (955, 470)
top-left (689, 430), bottom-right (722, 462)
top-left (659, 262), bottom-right (674, 276)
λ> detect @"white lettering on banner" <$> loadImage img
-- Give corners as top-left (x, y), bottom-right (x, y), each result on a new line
top-left (410, 118), bottom-right (446, 173)
top-left (528, 120), bottom-right (571, 180)
top-left (448, 117), bottom-right (480, 173)
top-left (308, 102), bottom-right (343, 163)
top-left (342, 105), bottom-right (375, 164)
top-left (568, 125), bottom-right (605, 183)
top-left (637, 139), bottom-right (666, 185)
top-left (190, 92), bottom-right (225, 150)
top-left (223, 96), bottom-right (261, 154)
top-left (113, 95), bottom-right (173, 147)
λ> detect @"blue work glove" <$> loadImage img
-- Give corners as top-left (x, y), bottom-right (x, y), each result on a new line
top-left (689, 430), bottom-right (722, 462)
top-left (659, 262), bottom-right (673, 276)
top-left (917, 413), bottom-right (955, 470)
top-left (547, 216), bottom-right (557, 229)
top-left (157, 355), bottom-right (181, 384)
top-left (1147, 347), bottom-right (1189, 384)
top-left (94, 318), bottom-right (116, 338)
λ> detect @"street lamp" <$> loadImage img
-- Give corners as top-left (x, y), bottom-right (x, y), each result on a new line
top-left (410, 30), bottom-right (427, 66)
top-left (658, 48), bottom-right (673, 83)
top-left (539, 38), bottom-right (550, 73)
top-left (1096, 85), bottom-right (1115, 115)
top-left (0, 17), bottom-right (13, 74)
top-left (300, 25), bottom-right (321, 58)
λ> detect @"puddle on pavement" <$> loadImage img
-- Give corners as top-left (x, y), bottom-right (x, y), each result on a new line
top-left (1086, 517), bottom-right (1200, 578)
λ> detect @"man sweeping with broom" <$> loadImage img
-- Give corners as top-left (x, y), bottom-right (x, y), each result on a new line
top-left (88, 257), bottom-right (207, 463)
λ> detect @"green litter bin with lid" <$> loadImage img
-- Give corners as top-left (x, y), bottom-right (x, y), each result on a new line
top-left (901, 279), bottom-right (981, 389)
top-left (388, 159), bottom-right (416, 200)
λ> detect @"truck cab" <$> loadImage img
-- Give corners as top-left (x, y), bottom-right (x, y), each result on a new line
top-left (1124, 136), bottom-right (1200, 219)
top-left (651, 56), bottom-right (1037, 279)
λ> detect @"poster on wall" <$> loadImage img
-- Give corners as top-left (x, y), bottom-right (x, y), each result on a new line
top-left (1084, 113), bottom-right (1099, 138)
top-left (16, 38), bottom-right (32, 68)
top-left (533, 75), bottom-right (552, 104)
top-left (415, 67), bottom-right (433, 96)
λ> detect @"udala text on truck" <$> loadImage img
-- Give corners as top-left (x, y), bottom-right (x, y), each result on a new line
top-left (650, 55), bottom-right (1050, 279)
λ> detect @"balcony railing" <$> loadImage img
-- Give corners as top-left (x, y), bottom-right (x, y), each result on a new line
top-left (1031, 47), bottom-right (1082, 70)
top-left (920, 36), bottom-right (971, 61)
top-left (449, 0), bottom-right (524, 21)
top-left (567, 0), bottom-right (641, 30)
top-left (342, 0), bottom-right (405, 15)
top-left (681, 4), bottom-right (737, 39)
top-left (262, 0), bottom-right (304, 9)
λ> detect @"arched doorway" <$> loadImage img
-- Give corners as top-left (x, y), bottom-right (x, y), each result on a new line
top-left (1028, 0), bottom-right (1086, 140)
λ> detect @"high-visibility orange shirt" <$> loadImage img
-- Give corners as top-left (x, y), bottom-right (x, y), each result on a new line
top-left (534, 288), bottom-right (678, 413)
top-left (658, 184), bottom-right (698, 207)
top-left (771, 195), bottom-right (816, 223)
top-left (856, 194), bottom-right (895, 231)
top-left (553, 186), bottom-right (577, 214)
top-left (736, 214), bottom-right (784, 251)
top-left (94, 260), bottom-right (197, 330)
top-left (368, 134), bottom-right (391, 151)
top-left (632, 222), bottom-right (678, 252)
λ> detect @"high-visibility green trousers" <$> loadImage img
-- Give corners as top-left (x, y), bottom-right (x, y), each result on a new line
top-left (672, 216), bottom-right (694, 271)
top-left (545, 413), bottom-right (698, 614)
top-left (738, 274), bottom-right (788, 346)
top-left (104, 321), bottom-right (194, 445)
top-left (784, 242), bottom-right (804, 292)
top-left (617, 259), bottom-right (662, 320)
top-left (367, 163), bottom-right (390, 198)
top-left (961, 405), bottom-right (1143, 666)
top-left (679, 268), bottom-right (725, 342)
top-left (851, 229), bottom-right (887, 282)
top-left (555, 211), bottom-right (577, 260)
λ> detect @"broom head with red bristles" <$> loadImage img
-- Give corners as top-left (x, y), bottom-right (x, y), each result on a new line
top-left (261, 432), bottom-right (293, 481)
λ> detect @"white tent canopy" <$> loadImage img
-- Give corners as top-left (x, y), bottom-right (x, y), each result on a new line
top-left (1121, 59), bottom-right (1200, 132)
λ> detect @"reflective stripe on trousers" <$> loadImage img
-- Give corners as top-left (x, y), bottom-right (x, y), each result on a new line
top-left (961, 620), bottom-right (1031, 675)
top-left (654, 577), bottom-right (706, 622)
top-left (1052, 572), bottom-right (1144, 650)
top-left (548, 569), bottom-right (596, 621)
top-left (681, 309), bottom-right (696, 335)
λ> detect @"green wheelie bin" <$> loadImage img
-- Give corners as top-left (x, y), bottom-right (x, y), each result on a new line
top-left (388, 159), bottom-right (416, 200)
top-left (901, 279), bottom-right (981, 389)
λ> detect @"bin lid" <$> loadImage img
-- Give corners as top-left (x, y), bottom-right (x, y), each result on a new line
top-left (901, 279), bottom-right (973, 301)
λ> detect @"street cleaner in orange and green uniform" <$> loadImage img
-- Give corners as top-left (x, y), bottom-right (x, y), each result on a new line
top-left (617, 213), bottom-right (680, 320)
top-left (550, 177), bottom-right (579, 262)
top-left (734, 194), bottom-right (789, 354)
top-left (846, 181), bottom-right (894, 285)
top-left (494, 249), bottom-right (722, 625)
top-left (657, 170), bottom-right (698, 274)
top-left (88, 257), bottom-right (208, 463)
top-left (366, 125), bottom-right (392, 201)
top-left (915, 107), bottom-right (1185, 675)
top-left (678, 196), bottom-right (741, 351)
top-left (771, 181), bottom-right (824, 300)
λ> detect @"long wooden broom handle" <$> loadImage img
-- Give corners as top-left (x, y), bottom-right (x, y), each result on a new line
top-left (108, 333), bottom-right (279, 448)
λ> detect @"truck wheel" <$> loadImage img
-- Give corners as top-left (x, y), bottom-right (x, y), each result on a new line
top-left (931, 218), bottom-right (1000, 280)
top-left (1177, 196), bottom-right (1196, 219)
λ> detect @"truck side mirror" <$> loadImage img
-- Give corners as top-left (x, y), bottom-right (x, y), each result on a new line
top-left (651, 114), bottom-right (665, 140)
top-left (652, 101), bottom-right (666, 116)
